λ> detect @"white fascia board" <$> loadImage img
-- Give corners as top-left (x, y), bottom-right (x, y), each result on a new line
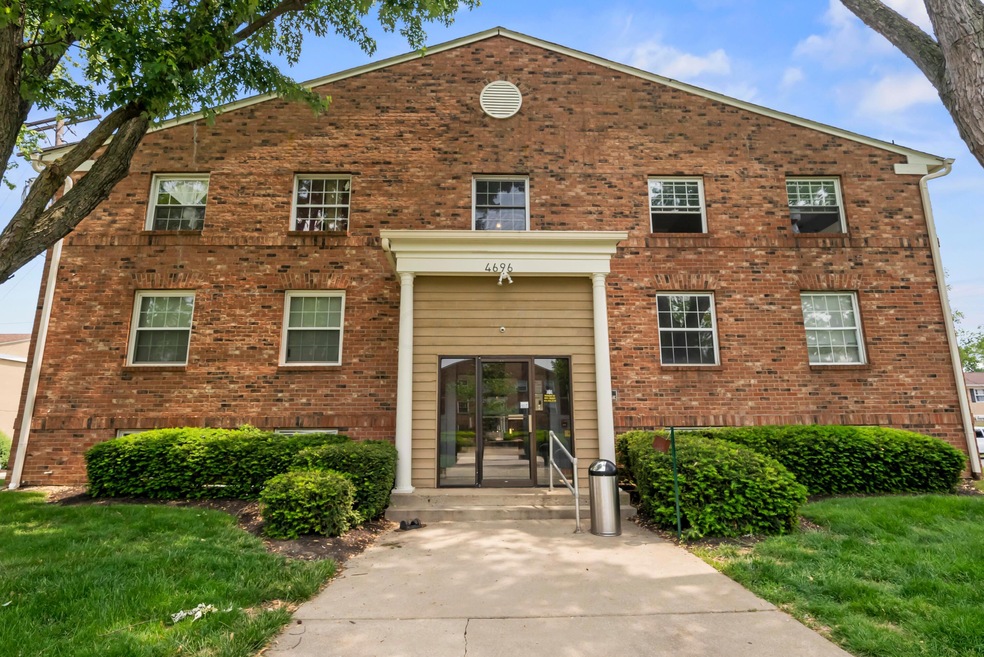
top-left (0, 354), bottom-right (28, 364)
top-left (380, 230), bottom-right (627, 276)
top-left (41, 27), bottom-right (944, 169)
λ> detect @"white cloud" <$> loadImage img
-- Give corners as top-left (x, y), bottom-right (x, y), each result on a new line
top-left (625, 38), bottom-right (731, 79)
top-left (858, 73), bottom-right (938, 114)
top-left (793, 0), bottom-right (895, 66)
top-left (884, 0), bottom-right (932, 32)
top-left (781, 67), bottom-right (804, 88)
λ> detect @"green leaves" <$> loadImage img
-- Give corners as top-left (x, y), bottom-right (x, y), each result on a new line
top-left (260, 469), bottom-right (356, 539)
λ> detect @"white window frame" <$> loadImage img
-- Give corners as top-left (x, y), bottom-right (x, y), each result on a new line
top-left (800, 292), bottom-right (867, 365)
top-left (290, 175), bottom-right (352, 232)
top-left (127, 290), bottom-right (196, 366)
top-left (655, 292), bottom-right (720, 366)
top-left (472, 176), bottom-right (530, 231)
top-left (145, 174), bottom-right (209, 231)
top-left (280, 291), bottom-right (346, 366)
top-left (648, 177), bottom-right (707, 233)
top-left (274, 428), bottom-right (340, 435)
top-left (786, 177), bottom-right (846, 234)
top-left (116, 429), bottom-right (143, 437)
top-left (972, 389), bottom-right (984, 403)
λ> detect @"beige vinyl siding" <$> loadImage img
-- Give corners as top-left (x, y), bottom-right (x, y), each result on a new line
top-left (412, 276), bottom-right (597, 487)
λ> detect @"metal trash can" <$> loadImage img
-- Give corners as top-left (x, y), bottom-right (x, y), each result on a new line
top-left (588, 459), bottom-right (621, 536)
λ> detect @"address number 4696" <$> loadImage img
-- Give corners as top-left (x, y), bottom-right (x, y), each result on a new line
top-left (485, 262), bottom-right (513, 273)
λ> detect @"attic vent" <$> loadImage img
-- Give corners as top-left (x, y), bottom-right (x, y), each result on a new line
top-left (480, 81), bottom-right (522, 119)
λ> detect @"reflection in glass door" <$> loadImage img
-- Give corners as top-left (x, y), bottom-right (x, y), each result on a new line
top-left (480, 360), bottom-right (533, 486)
top-left (438, 356), bottom-right (574, 487)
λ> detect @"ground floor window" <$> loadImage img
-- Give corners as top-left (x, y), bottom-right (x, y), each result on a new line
top-left (656, 293), bottom-right (719, 365)
top-left (281, 291), bottom-right (345, 365)
top-left (128, 291), bottom-right (196, 365)
top-left (800, 292), bottom-right (865, 365)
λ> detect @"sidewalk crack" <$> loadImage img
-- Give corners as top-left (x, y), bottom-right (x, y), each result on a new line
top-left (463, 617), bottom-right (470, 657)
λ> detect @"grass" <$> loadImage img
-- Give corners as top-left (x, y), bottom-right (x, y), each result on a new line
top-left (693, 495), bottom-right (984, 657)
top-left (0, 491), bottom-right (335, 657)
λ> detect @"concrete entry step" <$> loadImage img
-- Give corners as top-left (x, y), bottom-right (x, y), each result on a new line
top-left (386, 487), bottom-right (633, 523)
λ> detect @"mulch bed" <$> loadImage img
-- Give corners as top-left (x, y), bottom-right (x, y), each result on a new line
top-left (31, 486), bottom-right (394, 564)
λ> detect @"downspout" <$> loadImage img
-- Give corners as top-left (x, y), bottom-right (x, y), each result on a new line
top-left (8, 163), bottom-right (70, 489)
top-left (920, 158), bottom-right (981, 477)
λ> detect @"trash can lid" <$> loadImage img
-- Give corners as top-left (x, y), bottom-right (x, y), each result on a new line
top-left (588, 459), bottom-right (617, 476)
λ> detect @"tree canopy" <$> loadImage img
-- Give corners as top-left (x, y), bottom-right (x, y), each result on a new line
top-left (0, 0), bottom-right (475, 284)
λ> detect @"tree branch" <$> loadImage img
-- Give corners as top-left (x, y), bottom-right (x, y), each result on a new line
top-left (233, 0), bottom-right (313, 45)
top-left (839, 0), bottom-right (946, 88)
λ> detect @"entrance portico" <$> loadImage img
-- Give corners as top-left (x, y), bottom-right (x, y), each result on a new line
top-left (381, 231), bottom-right (627, 493)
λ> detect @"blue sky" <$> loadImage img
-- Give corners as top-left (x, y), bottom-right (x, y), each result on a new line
top-left (1, 0), bottom-right (981, 334)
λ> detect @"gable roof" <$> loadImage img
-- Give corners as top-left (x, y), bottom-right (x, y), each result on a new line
top-left (965, 372), bottom-right (984, 386)
top-left (42, 27), bottom-right (945, 171)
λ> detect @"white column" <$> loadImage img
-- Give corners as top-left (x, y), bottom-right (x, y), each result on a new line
top-left (591, 272), bottom-right (616, 462)
top-left (393, 272), bottom-right (415, 493)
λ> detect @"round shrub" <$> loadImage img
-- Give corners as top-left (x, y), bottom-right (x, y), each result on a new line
top-left (293, 441), bottom-right (397, 522)
top-left (260, 469), bottom-right (356, 539)
top-left (620, 431), bottom-right (807, 538)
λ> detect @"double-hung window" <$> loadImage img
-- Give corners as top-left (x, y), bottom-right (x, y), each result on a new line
top-left (281, 291), bottom-right (345, 365)
top-left (786, 178), bottom-right (845, 233)
top-left (971, 389), bottom-right (984, 403)
top-left (292, 176), bottom-right (351, 231)
top-left (800, 292), bottom-right (866, 364)
top-left (128, 291), bottom-right (195, 365)
top-left (648, 178), bottom-right (706, 233)
top-left (147, 174), bottom-right (208, 231)
top-left (656, 293), bottom-right (719, 365)
top-left (473, 177), bottom-right (528, 230)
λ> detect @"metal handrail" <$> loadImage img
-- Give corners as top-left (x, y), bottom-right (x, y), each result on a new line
top-left (548, 430), bottom-right (581, 533)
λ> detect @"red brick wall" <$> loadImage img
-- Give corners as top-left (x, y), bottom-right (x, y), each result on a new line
top-left (11, 35), bottom-right (968, 484)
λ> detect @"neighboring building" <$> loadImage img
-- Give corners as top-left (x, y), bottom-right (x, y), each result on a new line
top-left (0, 334), bottom-right (30, 440)
top-left (8, 28), bottom-right (978, 489)
top-left (965, 373), bottom-right (984, 426)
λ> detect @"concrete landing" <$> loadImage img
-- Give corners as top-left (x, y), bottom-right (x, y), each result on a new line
top-left (265, 519), bottom-right (853, 657)
top-left (385, 487), bottom-right (633, 523)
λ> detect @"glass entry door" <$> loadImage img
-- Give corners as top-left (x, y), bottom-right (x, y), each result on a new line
top-left (438, 356), bottom-right (574, 487)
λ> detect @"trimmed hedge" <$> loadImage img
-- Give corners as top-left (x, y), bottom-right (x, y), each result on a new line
top-left (260, 469), bottom-right (356, 539)
top-left (686, 425), bottom-right (966, 496)
top-left (85, 427), bottom-right (348, 499)
top-left (618, 430), bottom-right (807, 538)
top-left (0, 430), bottom-right (10, 469)
top-left (293, 441), bottom-right (397, 522)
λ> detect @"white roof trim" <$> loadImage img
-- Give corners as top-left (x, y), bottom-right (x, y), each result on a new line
top-left (380, 230), bottom-right (627, 276)
top-left (41, 27), bottom-right (944, 168)
top-left (0, 354), bottom-right (28, 364)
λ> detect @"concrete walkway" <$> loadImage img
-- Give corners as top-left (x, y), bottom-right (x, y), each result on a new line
top-left (265, 519), bottom-right (852, 657)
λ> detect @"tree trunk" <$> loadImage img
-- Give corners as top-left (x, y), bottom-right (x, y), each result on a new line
top-left (841, 0), bottom-right (984, 168)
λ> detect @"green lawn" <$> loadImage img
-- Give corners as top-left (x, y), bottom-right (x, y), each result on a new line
top-left (0, 491), bottom-right (335, 657)
top-left (694, 495), bottom-right (984, 657)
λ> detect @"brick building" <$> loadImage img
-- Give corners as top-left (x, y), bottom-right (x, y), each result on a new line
top-left (8, 28), bottom-right (979, 490)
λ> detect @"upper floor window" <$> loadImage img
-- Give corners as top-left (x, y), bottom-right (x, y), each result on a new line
top-left (648, 178), bottom-right (706, 233)
top-left (972, 388), bottom-right (984, 403)
top-left (281, 291), bottom-right (345, 365)
top-left (786, 178), bottom-right (845, 234)
top-left (473, 177), bottom-right (528, 230)
top-left (292, 176), bottom-right (351, 232)
top-left (147, 175), bottom-right (208, 231)
top-left (656, 293), bottom-right (719, 365)
top-left (800, 292), bottom-right (866, 364)
top-left (127, 291), bottom-right (195, 365)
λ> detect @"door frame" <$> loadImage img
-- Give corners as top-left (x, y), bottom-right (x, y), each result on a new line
top-left (437, 355), bottom-right (574, 488)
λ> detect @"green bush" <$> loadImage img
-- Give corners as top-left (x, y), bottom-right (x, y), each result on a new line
top-left (85, 427), bottom-right (348, 499)
top-left (0, 430), bottom-right (11, 469)
top-left (293, 441), bottom-right (397, 522)
top-left (691, 425), bottom-right (967, 496)
top-left (260, 469), bottom-right (356, 539)
top-left (618, 431), bottom-right (807, 538)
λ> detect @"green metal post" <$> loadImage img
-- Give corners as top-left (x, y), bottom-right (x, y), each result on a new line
top-left (670, 427), bottom-right (682, 540)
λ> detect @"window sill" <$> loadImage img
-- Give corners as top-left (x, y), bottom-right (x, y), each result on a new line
top-left (808, 364), bottom-right (870, 372)
top-left (286, 230), bottom-right (349, 237)
top-left (140, 230), bottom-right (204, 235)
top-left (793, 232), bottom-right (847, 238)
top-left (277, 364), bottom-right (342, 371)
top-left (660, 364), bottom-right (723, 371)
top-left (648, 232), bottom-right (710, 237)
top-left (122, 365), bottom-right (188, 372)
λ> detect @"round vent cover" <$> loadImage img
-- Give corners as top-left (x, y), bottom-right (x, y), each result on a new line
top-left (480, 81), bottom-right (522, 119)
